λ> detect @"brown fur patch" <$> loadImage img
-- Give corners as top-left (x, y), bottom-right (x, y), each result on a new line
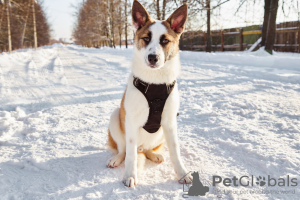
top-left (152, 143), bottom-right (164, 152)
top-left (119, 90), bottom-right (126, 134)
top-left (161, 21), bottom-right (181, 61)
top-left (108, 129), bottom-right (118, 151)
top-left (134, 20), bottom-right (155, 50)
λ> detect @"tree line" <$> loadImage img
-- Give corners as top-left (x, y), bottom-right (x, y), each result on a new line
top-left (0, 0), bottom-right (50, 53)
top-left (73, 0), bottom-right (130, 48)
top-left (73, 0), bottom-right (296, 54)
top-left (73, 0), bottom-right (189, 48)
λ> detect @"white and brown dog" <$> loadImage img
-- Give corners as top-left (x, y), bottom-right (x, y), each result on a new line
top-left (107, 0), bottom-right (192, 187)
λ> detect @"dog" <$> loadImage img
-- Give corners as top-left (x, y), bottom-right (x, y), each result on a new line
top-left (106, 0), bottom-right (192, 187)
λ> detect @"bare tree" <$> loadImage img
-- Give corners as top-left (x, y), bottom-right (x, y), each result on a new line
top-left (117, 0), bottom-right (123, 48)
top-left (155, 0), bottom-right (161, 19)
top-left (193, 0), bottom-right (230, 52)
top-left (139, 0), bottom-right (173, 20)
top-left (74, 0), bottom-right (128, 48)
top-left (32, 0), bottom-right (37, 49)
top-left (0, 0), bottom-right (50, 52)
top-left (206, 0), bottom-right (211, 52)
top-left (261, 0), bottom-right (271, 47)
top-left (162, 0), bottom-right (167, 20)
top-left (0, 3), bottom-right (5, 36)
top-left (6, 0), bottom-right (12, 52)
top-left (106, 0), bottom-right (113, 47)
top-left (20, 2), bottom-right (30, 48)
top-left (262, 0), bottom-right (279, 54)
top-left (124, 0), bottom-right (128, 48)
top-left (110, 0), bottom-right (116, 48)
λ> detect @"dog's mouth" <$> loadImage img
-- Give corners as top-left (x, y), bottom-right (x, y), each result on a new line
top-left (149, 64), bottom-right (159, 69)
top-left (145, 59), bottom-right (160, 69)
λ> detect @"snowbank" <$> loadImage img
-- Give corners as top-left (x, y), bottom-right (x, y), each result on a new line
top-left (0, 44), bottom-right (299, 199)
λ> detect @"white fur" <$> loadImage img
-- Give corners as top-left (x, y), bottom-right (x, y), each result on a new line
top-left (108, 21), bottom-right (191, 187)
top-left (146, 22), bottom-right (167, 68)
top-left (132, 22), bottom-right (180, 84)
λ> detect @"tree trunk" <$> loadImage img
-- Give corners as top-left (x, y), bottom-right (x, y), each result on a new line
top-left (162, 0), bottom-right (166, 20)
top-left (265, 0), bottom-right (279, 54)
top-left (125, 0), bottom-right (128, 48)
top-left (32, 0), bottom-right (38, 49)
top-left (6, 0), bottom-right (12, 53)
top-left (206, 0), bottom-right (211, 52)
top-left (261, 0), bottom-right (271, 47)
top-left (0, 5), bottom-right (5, 31)
top-left (20, 2), bottom-right (31, 48)
top-left (110, 0), bottom-right (115, 48)
top-left (106, 0), bottom-right (112, 47)
top-left (96, 1), bottom-right (103, 42)
top-left (156, 0), bottom-right (161, 20)
top-left (119, 4), bottom-right (122, 48)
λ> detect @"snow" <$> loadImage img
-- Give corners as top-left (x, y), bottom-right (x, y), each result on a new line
top-left (0, 44), bottom-right (300, 199)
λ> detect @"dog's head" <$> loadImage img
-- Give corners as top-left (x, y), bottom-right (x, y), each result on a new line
top-left (132, 0), bottom-right (188, 70)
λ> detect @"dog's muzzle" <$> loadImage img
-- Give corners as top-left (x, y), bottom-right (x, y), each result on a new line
top-left (148, 54), bottom-right (159, 67)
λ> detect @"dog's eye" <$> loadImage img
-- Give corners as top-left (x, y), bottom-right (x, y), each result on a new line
top-left (143, 37), bottom-right (150, 42)
top-left (162, 39), bottom-right (169, 44)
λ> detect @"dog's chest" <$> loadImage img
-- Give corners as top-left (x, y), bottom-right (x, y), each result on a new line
top-left (133, 77), bottom-right (176, 133)
top-left (124, 75), bottom-right (178, 132)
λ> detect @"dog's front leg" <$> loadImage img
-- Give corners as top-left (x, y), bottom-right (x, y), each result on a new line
top-left (163, 122), bottom-right (192, 184)
top-left (123, 122), bottom-right (139, 187)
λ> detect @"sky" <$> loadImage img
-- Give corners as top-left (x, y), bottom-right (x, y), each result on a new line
top-left (43, 0), bottom-right (82, 40)
top-left (42, 0), bottom-right (299, 40)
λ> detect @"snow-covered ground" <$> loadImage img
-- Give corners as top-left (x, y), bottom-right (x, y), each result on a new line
top-left (0, 44), bottom-right (299, 200)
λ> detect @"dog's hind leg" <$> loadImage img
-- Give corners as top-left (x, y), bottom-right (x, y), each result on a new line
top-left (107, 108), bottom-right (126, 168)
top-left (145, 143), bottom-right (164, 163)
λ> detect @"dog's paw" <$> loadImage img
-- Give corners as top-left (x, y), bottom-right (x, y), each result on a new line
top-left (178, 173), bottom-right (193, 184)
top-left (107, 153), bottom-right (125, 168)
top-left (123, 177), bottom-right (138, 188)
top-left (146, 152), bottom-right (164, 163)
top-left (153, 153), bottom-right (164, 163)
top-left (177, 170), bottom-right (193, 184)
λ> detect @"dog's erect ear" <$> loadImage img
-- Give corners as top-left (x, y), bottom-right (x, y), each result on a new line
top-left (132, 0), bottom-right (151, 30)
top-left (166, 4), bottom-right (188, 33)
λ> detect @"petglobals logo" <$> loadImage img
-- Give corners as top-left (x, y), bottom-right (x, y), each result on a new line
top-left (179, 173), bottom-right (298, 198)
top-left (212, 175), bottom-right (298, 187)
top-left (180, 171), bottom-right (210, 198)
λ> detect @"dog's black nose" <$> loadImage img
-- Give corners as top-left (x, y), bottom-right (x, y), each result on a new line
top-left (148, 54), bottom-right (158, 65)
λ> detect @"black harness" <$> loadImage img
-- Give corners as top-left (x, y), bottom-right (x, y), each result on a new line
top-left (133, 76), bottom-right (176, 133)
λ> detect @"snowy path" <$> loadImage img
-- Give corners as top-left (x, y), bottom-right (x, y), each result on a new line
top-left (0, 45), bottom-right (299, 199)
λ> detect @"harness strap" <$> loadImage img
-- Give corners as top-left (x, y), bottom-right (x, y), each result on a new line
top-left (133, 76), bottom-right (176, 133)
